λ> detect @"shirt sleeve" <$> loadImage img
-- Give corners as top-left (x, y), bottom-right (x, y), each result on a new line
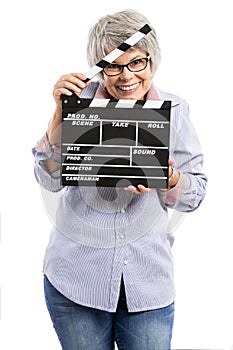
top-left (32, 83), bottom-right (101, 192)
top-left (32, 133), bottom-right (63, 192)
top-left (158, 100), bottom-right (207, 212)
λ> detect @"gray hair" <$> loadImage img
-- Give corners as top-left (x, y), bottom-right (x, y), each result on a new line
top-left (86, 9), bottom-right (161, 83)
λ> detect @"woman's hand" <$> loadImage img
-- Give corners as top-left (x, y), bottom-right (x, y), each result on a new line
top-left (160, 158), bottom-right (180, 191)
top-left (124, 159), bottom-right (180, 194)
top-left (53, 73), bottom-right (89, 107)
top-left (124, 184), bottom-right (152, 194)
top-left (47, 73), bottom-right (89, 145)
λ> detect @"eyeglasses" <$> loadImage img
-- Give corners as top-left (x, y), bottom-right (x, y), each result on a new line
top-left (103, 56), bottom-right (151, 76)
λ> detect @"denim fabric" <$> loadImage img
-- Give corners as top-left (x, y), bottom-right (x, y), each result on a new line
top-left (44, 275), bottom-right (174, 350)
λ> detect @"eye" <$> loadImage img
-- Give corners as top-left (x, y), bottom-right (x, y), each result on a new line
top-left (130, 58), bottom-right (144, 66)
top-left (107, 63), bottom-right (120, 69)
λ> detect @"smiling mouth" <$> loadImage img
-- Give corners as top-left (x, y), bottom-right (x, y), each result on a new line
top-left (117, 82), bottom-right (140, 91)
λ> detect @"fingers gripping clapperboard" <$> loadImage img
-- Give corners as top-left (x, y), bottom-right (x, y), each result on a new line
top-left (61, 24), bottom-right (172, 189)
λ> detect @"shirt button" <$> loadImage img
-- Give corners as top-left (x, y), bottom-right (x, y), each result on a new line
top-left (120, 208), bottom-right (126, 213)
top-left (123, 260), bottom-right (128, 265)
top-left (119, 233), bottom-right (125, 239)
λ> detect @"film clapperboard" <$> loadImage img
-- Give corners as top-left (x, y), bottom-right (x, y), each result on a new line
top-left (60, 23), bottom-right (171, 188)
top-left (61, 96), bottom-right (171, 188)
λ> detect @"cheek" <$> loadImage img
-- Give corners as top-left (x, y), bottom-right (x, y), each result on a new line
top-left (103, 76), bottom-right (116, 87)
top-left (140, 76), bottom-right (152, 90)
top-left (143, 70), bottom-right (153, 82)
top-left (136, 68), bottom-right (152, 84)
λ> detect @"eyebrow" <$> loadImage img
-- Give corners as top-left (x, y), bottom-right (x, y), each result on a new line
top-left (112, 55), bottom-right (143, 64)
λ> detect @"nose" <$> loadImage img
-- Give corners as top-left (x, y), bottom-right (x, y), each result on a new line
top-left (119, 66), bottom-right (134, 81)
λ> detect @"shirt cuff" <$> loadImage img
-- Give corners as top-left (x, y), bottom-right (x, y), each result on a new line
top-left (35, 132), bottom-right (52, 153)
top-left (34, 132), bottom-right (61, 163)
top-left (158, 173), bottom-right (190, 206)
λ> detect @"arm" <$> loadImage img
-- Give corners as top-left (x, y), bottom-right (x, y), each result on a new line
top-left (158, 100), bottom-right (207, 212)
top-left (32, 73), bottom-right (90, 191)
top-left (32, 132), bottom-right (62, 192)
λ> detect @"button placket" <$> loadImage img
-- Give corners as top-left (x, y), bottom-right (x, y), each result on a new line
top-left (114, 207), bottom-right (129, 266)
top-left (108, 246), bottom-right (125, 308)
top-left (115, 207), bottom-right (127, 241)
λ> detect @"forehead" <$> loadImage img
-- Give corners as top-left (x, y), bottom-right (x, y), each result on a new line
top-left (114, 48), bottom-right (147, 64)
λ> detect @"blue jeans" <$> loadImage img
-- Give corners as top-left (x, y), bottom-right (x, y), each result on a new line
top-left (44, 275), bottom-right (174, 350)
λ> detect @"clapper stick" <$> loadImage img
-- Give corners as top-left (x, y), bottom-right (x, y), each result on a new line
top-left (83, 24), bottom-right (152, 83)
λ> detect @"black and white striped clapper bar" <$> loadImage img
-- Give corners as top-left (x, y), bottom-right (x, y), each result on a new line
top-left (61, 95), bottom-right (171, 188)
top-left (83, 24), bottom-right (152, 83)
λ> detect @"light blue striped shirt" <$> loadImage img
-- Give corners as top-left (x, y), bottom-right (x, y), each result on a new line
top-left (32, 82), bottom-right (207, 312)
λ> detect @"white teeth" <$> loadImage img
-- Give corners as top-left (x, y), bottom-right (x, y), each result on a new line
top-left (118, 83), bottom-right (139, 91)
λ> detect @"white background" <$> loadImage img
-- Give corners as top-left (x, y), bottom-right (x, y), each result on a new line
top-left (0, 0), bottom-right (233, 349)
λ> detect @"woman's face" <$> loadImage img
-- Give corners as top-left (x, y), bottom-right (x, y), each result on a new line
top-left (103, 49), bottom-right (153, 100)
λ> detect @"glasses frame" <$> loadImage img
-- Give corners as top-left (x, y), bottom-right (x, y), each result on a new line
top-left (103, 56), bottom-right (151, 77)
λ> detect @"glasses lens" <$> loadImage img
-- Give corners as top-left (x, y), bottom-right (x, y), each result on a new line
top-left (128, 58), bottom-right (148, 72)
top-left (104, 63), bottom-right (122, 76)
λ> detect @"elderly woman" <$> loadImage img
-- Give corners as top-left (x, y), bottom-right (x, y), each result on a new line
top-left (33, 9), bottom-right (207, 350)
